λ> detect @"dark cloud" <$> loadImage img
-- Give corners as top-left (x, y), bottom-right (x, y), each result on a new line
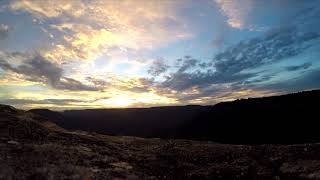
top-left (0, 98), bottom-right (84, 106)
top-left (240, 74), bottom-right (276, 86)
top-left (18, 55), bottom-right (63, 85)
top-left (285, 62), bottom-right (312, 71)
top-left (55, 77), bottom-right (98, 91)
top-left (120, 77), bottom-right (154, 93)
top-left (213, 26), bottom-right (319, 76)
top-left (173, 85), bottom-right (227, 103)
top-left (0, 96), bottom-right (113, 107)
top-left (254, 69), bottom-right (320, 93)
top-left (161, 70), bottom-right (254, 91)
top-left (160, 21), bottom-right (319, 92)
top-left (147, 59), bottom-right (169, 77)
top-left (166, 5), bottom-right (320, 94)
top-left (160, 56), bottom-right (203, 91)
top-left (161, 54), bottom-right (255, 91)
top-left (175, 57), bottom-right (198, 73)
top-left (86, 77), bottom-right (109, 88)
top-left (162, 72), bottom-right (200, 91)
top-left (289, 69), bottom-right (320, 91)
top-left (0, 52), bottom-right (99, 91)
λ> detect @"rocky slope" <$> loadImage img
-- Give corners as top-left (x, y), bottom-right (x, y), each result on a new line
top-left (1, 104), bottom-right (320, 179)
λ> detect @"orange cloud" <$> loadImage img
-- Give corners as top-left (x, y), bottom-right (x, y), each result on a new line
top-left (11, 0), bottom-right (192, 62)
top-left (214, 0), bottom-right (252, 29)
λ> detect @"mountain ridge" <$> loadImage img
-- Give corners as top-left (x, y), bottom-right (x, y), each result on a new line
top-left (28, 89), bottom-right (320, 144)
top-left (2, 100), bottom-right (320, 179)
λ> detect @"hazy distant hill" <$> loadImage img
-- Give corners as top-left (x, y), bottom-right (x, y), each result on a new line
top-left (30, 90), bottom-right (320, 144)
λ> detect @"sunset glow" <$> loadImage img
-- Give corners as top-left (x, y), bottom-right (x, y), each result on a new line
top-left (0, 0), bottom-right (320, 109)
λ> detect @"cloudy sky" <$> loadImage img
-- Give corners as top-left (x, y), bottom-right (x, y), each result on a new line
top-left (0, 0), bottom-right (320, 109)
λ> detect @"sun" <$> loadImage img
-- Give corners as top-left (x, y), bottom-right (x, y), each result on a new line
top-left (98, 97), bottom-right (134, 108)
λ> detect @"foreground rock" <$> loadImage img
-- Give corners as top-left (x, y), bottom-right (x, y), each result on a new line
top-left (1, 104), bottom-right (320, 179)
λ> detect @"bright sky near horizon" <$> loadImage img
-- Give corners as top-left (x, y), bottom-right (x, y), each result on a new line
top-left (0, 0), bottom-right (320, 109)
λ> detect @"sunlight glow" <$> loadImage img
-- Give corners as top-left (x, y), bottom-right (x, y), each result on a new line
top-left (0, 0), bottom-right (319, 109)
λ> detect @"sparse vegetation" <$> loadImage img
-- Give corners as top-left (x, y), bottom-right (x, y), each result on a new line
top-left (1, 104), bottom-right (320, 179)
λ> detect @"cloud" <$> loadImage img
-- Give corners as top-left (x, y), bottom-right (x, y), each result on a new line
top-left (158, 14), bottom-right (320, 95)
top-left (0, 52), bottom-right (99, 91)
top-left (285, 62), bottom-right (312, 72)
top-left (10, 1), bottom-right (85, 18)
top-left (55, 77), bottom-right (99, 91)
top-left (2, 0), bottom-right (320, 108)
top-left (160, 56), bottom-right (210, 91)
top-left (0, 97), bottom-right (115, 109)
top-left (161, 70), bottom-right (254, 92)
top-left (125, 78), bottom-right (154, 93)
top-left (86, 77), bottom-right (109, 88)
top-left (148, 59), bottom-right (169, 77)
top-left (0, 98), bottom-right (85, 106)
top-left (111, 76), bottom-right (154, 93)
top-left (87, 75), bottom-right (153, 93)
top-left (214, 0), bottom-right (252, 29)
top-left (10, 0), bottom-right (192, 62)
top-left (159, 54), bottom-right (258, 91)
top-left (212, 27), bottom-right (319, 76)
top-left (0, 24), bottom-right (10, 40)
top-left (255, 69), bottom-right (320, 93)
top-left (175, 56), bottom-right (199, 73)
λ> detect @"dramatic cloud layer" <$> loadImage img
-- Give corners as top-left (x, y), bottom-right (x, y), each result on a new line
top-left (148, 5), bottom-right (320, 103)
top-left (0, 0), bottom-right (319, 109)
top-left (158, 25), bottom-right (319, 92)
top-left (10, 0), bottom-right (191, 62)
top-left (0, 52), bottom-right (98, 91)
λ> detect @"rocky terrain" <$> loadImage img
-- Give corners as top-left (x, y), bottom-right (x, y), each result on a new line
top-left (1, 104), bottom-right (320, 179)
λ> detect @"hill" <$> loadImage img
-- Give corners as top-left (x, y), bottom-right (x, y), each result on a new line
top-left (30, 105), bottom-right (211, 138)
top-left (30, 90), bottom-right (320, 144)
top-left (2, 104), bottom-right (320, 179)
top-left (178, 90), bottom-right (320, 144)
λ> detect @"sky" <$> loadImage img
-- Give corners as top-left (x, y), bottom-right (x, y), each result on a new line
top-left (0, 0), bottom-right (320, 110)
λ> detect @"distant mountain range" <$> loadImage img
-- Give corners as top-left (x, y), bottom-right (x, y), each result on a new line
top-left (29, 90), bottom-right (320, 144)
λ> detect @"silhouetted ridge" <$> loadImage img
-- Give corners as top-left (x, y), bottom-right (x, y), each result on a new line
top-left (28, 109), bottom-right (65, 127)
top-left (0, 104), bottom-right (20, 113)
top-left (179, 89), bottom-right (320, 144)
top-left (29, 89), bottom-right (320, 144)
top-left (3, 104), bottom-right (320, 179)
top-left (60, 105), bottom-right (211, 137)
top-left (0, 106), bottom-right (65, 142)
